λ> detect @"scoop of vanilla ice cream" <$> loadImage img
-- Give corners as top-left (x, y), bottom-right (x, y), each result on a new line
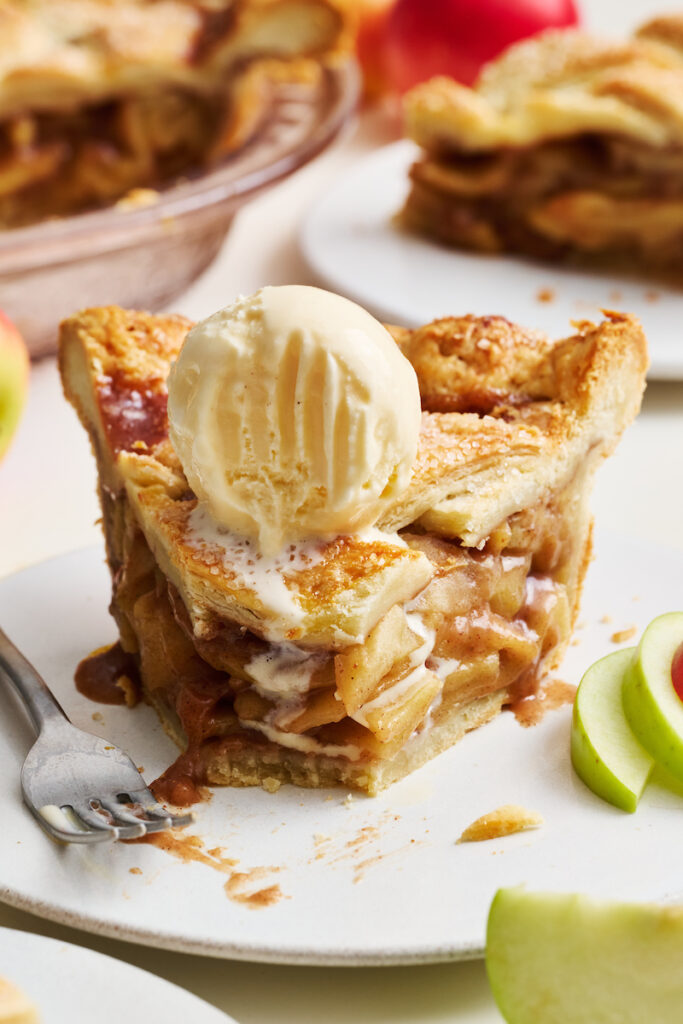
top-left (167, 285), bottom-right (421, 555)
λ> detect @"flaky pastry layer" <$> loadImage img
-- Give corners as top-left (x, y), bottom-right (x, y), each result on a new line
top-left (60, 305), bottom-right (647, 648)
top-left (405, 17), bottom-right (683, 153)
top-left (0, 0), bottom-right (350, 117)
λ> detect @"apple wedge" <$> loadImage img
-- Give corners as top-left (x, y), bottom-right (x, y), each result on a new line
top-left (487, 887), bottom-right (683, 1024)
top-left (622, 612), bottom-right (683, 783)
top-left (571, 648), bottom-right (653, 812)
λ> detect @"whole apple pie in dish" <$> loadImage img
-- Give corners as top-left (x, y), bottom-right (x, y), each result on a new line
top-left (0, 0), bottom-right (350, 228)
top-left (59, 293), bottom-right (647, 801)
top-left (401, 15), bottom-right (683, 281)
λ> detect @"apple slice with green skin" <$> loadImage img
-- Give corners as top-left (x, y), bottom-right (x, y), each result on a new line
top-left (0, 310), bottom-right (29, 461)
top-left (571, 647), bottom-right (653, 812)
top-left (622, 612), bottom-right (683, 783)
top-left (486, 887), bottom-right (683, 1024)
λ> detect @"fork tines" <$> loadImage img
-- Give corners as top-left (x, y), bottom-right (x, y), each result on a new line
top-left (37, 789), bottom-right (193, 844)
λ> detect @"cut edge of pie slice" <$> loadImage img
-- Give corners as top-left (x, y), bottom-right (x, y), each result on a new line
top-left (400, 15), bottom-right (683, 280)
top-left (59, 304), bottom-right (647, 799)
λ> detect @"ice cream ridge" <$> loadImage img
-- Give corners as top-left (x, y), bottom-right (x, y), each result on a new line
top-left (167, 285), bottom-right (422, 554)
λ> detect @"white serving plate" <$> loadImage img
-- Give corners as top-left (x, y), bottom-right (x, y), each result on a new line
top-left (301, 141), bottom-right (683, 380)
top-left (0, 536), bottom-right (682, 966)
top-left (0, 926), bottom-right (235, 1023)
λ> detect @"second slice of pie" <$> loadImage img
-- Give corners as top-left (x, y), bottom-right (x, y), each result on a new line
top-left (402, 16), bottom-right (683, 282)
top-left (59, 289), bottom-right (647, 800)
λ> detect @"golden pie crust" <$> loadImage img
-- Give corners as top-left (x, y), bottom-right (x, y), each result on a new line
top-left (402, 16), bottom-right (683, 279)
top-left (59, 305), bottom-right (647, 797)
top-left (0, 977), bottom-right (38, 1024)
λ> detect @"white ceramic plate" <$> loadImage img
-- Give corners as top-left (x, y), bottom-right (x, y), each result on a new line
top-left (302, 141), bottom-right (683, 380)
top-left (0, 926), bottom-right (235, 1023)
top-left (0, 536), bottom-right (682, 966)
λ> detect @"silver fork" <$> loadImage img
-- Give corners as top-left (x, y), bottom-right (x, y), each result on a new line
top-left (0, 626), bottom-right (193, 844)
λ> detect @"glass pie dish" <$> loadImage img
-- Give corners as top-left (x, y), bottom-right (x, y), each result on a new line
top-left (1, 61), bottom-right (359, 359)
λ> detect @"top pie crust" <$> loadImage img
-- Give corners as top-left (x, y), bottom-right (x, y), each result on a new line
top-left (59, 305), bottom-right (648, 649)
top-left (0, 0), bottom-right (350, 117)
top-left (404, 16), bottom-right (683, 153)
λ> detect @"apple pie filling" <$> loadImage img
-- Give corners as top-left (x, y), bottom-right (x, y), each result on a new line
top-left (403, 134), bottom-right (683, 270)
top-left (96, 479), bottom-right (577, 804)
top-left (0, 90), bottom-right (230, 228)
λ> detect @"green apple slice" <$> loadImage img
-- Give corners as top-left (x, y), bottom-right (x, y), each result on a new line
top-left (622, 612), bottom-right (683, 782)
top-left (571, 648), bottom-right (653, 812)
top-left (486, 887), bottom-right (683, 1024)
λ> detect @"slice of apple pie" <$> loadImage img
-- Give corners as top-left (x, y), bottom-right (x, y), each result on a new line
top-left (59, 295), bottom-right (647, 800)
top-left (402, 16), bottom-right (683, 281)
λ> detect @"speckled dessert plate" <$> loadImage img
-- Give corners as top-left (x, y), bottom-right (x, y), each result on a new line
top-left (301, 141), bottom-right (683, 380)
top-left (0, 533), bottom-right (682, 966)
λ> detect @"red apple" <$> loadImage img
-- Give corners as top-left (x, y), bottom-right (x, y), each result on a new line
top-left (352, 0), bottom-right (397, 99)
top-left (672, 642), bottom-right (683, 703)
top-left (0, 311), bottom-right (29, 461)
top-left (384, 0), bottom-right (581, 93)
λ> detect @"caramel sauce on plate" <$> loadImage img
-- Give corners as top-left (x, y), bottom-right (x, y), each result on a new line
top-left (151, 678), bottom-right (232, 807)
top-left (510, 678), bottom-right (576, 727)
top-left (127, 832), bottom-right (285, 908)
top-left (224, 870), bottom-right (284, 908)
top-left (130, 830), bottom-right (237, 871)
top-left (75, 642), bottom-right (140, 706)
top-left (151, 752), bottom-right (208, 808)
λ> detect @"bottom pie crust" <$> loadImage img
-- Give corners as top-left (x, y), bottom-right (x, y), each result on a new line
top-left (150, 682), bottom-right (509, 797)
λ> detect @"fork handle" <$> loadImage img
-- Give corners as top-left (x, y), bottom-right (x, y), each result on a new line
top-left (0, 626), bottom-right (69, 734)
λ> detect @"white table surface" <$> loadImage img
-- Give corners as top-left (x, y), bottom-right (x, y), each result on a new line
top-left (1, 2), bottom-right (682, 1020)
